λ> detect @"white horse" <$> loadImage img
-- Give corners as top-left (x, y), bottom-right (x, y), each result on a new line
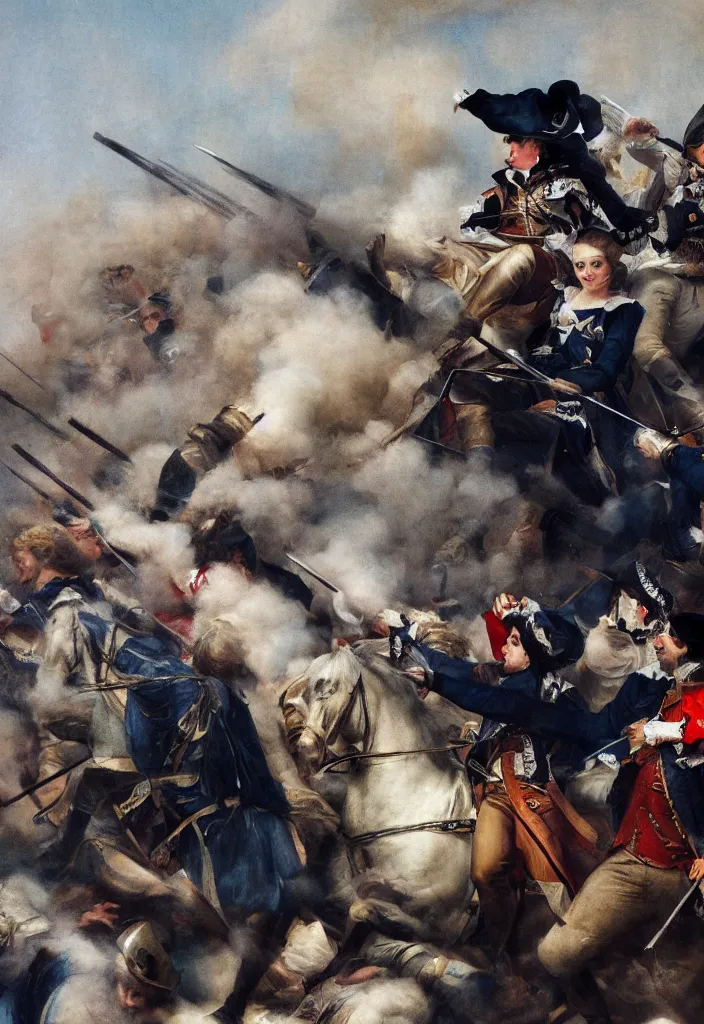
top-left (296, 641), bottom-right (476, 948)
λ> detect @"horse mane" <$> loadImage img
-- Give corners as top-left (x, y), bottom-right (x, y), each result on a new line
top-left (350, 640), bottom-right (448, 743)
top-left (306, 644), bottom-right (365, 692)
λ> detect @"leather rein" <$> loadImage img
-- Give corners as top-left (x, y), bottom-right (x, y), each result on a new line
top-left (314, 673), bottom-right (476, 845)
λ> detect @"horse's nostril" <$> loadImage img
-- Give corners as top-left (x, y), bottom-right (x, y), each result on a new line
top-left (297, 728), bottom-right (323, 765)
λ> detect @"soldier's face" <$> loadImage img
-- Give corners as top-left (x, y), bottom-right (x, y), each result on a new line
top-left (506, 139), bottom-right (541, 171)
top-left (12, 549), bottom-right (40, 585)
top-left (653, 632), bottom-right (686, 673)
top-left (687, 142), bottom-right (704, 168)
top-left (139, 305), bottom-right (166, 336)
top-left (572, 244), bottom-right (612, 294)
top-left (501, 627), bottom-right (531, 674)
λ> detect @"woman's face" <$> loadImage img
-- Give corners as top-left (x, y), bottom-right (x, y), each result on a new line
top-left (572, 243), bottom-right (612, 294)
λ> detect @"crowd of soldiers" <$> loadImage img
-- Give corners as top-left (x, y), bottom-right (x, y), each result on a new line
top-left (1, 79), bottom-right (704, 1024)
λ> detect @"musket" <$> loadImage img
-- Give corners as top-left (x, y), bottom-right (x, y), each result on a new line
top-left (194, 145), bottom-right (316, 219)
top-left (0, 458), bottom-right (54, 502)
top-left (11, 445), bottom-right (95, 511)
top-left (285, 553), bottom-right (363, 629)
top-left (644, 877), bottom-right (701, 949)
top-left (0, 754), bottom-right (91, 809)
top-left (68, 417), bottom-right (132, 463)
top-left (93, 133), bottom-right (253, 221)
top-left (0, 390), bottom-right (67, 440)
top-left (0, 351), bottom-right (45, 391)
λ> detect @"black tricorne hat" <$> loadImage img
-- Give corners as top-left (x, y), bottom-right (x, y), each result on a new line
top-left (669, 613), bottom-right (704, 663)
top-left (683, 103), bottom-right (704, 151)
top-left (614, 561), bottom-right (674, 625)
top-left (458, 80), bottom-right (604, 143)
top-left (503, 600), bottom-right (585, 675)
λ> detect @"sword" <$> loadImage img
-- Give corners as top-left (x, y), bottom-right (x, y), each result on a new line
top-left (0, 458), bottom-right (54, 502)
top-left (0, 755), bottom-right (91, 809)
top-left (11, 445), bottom-right (95, 511)
top-left (644, 877), bottom-right (701, 949)
top-left (285, 554), bottom-right (363, 629)
top-left (0, 351), bottom-right (45, 391)
top-left (469, 340), bottom-right (668, 435)
top-left (0, 390), bottom-right (67, 440)
top-left (68, 418), bottom-right (132, 463)
top-left (579, 735), bottom-right (628, 765)
top-left (194, 145), bottom-right (316, 219)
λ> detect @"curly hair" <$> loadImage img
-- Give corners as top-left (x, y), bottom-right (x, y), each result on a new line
top-left (12, 524), bottom-right (90, 577)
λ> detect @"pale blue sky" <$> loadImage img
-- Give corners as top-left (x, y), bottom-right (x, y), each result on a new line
top-left (0, 0), bottom-right (697, 225)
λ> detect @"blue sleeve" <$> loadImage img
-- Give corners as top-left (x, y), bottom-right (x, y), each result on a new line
top-left (413, 643), bottom-right (478, 681)
top-left (557, 302), bottom-right (644, 394)
top-left (664, 444), bottom-right (704, 498)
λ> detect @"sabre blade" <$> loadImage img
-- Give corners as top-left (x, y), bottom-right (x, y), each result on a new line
top-left (644, 878), bottom-right (701, 949)
top-left (285, 553), bottom-right (339, 592)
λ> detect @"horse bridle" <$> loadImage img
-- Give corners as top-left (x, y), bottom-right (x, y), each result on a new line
top-left (312, 672), bottom-right (476, 845)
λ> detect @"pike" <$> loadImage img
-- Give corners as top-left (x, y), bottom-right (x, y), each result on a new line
top-left (0, 350), bottom-right (45, 391)
top-left (0, 754), bottom-right (92, 809)
top-left (11, 445), bottom-right (95, 511)
top-left (285, 553), bottom-right (363, 629)
top-left (0, 390), bottom-right (67, 440)
top-left (68, 417), bottom-right (132, 463)
top-left (194, 145), bottom-right (316, 220)
top-left (0, 458), bottom-right (54, 502)
top-left (644, 877), bottom-right (701, 950)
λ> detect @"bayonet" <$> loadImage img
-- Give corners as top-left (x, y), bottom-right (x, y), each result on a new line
top-left (0, 390), bottom-right (67, 440)
top-left (68, 417), bottom-right (132, 463)
top-left (11, 445), bottom-right (95, 511)
top-left (194, 145), bottom-right (316, 219)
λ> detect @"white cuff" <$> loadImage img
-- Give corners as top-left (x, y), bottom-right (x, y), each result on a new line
top-left (644, 718), bottom-right (685, 745)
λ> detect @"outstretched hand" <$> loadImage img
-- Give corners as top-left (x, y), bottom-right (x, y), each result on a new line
top-left (492, 593), bottom-right (519, 619)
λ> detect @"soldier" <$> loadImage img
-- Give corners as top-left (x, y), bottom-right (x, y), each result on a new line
top-left (421, 80), bottom-right (653, 360)
top-left (538, 618), bottom-right (704, 1023)
top-left (622, 103), bottom-right (704, 435)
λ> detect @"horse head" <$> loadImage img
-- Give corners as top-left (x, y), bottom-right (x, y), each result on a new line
top-left (297, 645), bottom-right (366, 771)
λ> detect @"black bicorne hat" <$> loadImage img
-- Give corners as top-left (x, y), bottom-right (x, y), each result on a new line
top-left (458, 79), bottom-right (604, 143)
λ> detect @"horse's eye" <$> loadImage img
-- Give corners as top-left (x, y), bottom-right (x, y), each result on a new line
top-left (313, 677), bottom-right (333, 696)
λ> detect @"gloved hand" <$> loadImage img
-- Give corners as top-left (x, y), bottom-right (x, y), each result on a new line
top-left (388, 614), bottom-right (416, 663)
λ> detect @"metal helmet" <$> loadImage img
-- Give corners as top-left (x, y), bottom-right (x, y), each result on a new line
top-left (116, 921), bottom-right (179, 993)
